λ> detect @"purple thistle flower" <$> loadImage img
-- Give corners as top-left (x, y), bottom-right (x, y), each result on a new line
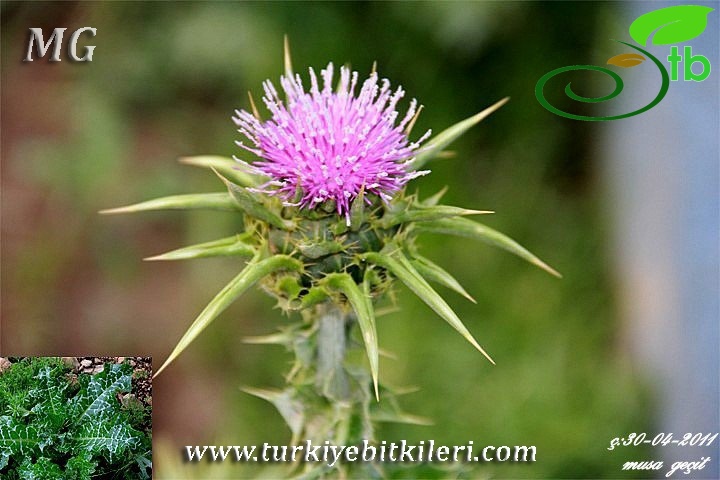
top-left (233, 63), bottom-right (431, 223)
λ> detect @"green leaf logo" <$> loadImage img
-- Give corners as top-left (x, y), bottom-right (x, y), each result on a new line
top-left (629, 5), bottom-right (714, 46)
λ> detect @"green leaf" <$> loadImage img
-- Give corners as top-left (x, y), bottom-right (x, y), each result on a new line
top-left (144, 235), bottom-right (256, 261)
top-left (241, 387), bottom-right (304, 439)
top-left (629, 5), bottom-right (714, 46)
top-left (70, 364), bottom-right (132, 423)
top-left (179, 155), bottom-right (262, 187)
top-left (323, 272), bottom-right (380, 401)
top-left (363, 248), bottom-right (495, 364)
top-left (380, 204), bottom-right (492, 228)
top-left (99, 193), bottom-right (237, 214)
top-left (414, 217), bottom-right (561, 278)
top-left (28, 366), bottom-right (68, 431)
top-left (65, 452), bottom-right (98, 479)
top-left (72, 421), bottom-right (141, 462)
top-left (410, 254), bottom-right (476, 303)
top-left (18, 457), bottom-right (64, 480)
top-left (68, 362), bottom-right (145, 460)
top-left (410, 98), bottom-right (509, 170)
top-left (134, 452), bottom-right (152, 480)
top-left (0, 415), bottom-right (41, 460)
top-left (155, 255), bottom-right (303, 376)
top-left (213, 169), bottom-right (294, 230)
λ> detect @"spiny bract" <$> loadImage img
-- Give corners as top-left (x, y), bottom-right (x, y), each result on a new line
top-left (101, 44), bottom-right (559, 394)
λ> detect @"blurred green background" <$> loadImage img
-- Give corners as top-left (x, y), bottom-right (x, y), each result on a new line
top-left (5, 1), bottom-right (708, 478)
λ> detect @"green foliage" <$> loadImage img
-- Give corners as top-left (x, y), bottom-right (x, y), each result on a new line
top-left (0, 359), bottom-right (152, 479)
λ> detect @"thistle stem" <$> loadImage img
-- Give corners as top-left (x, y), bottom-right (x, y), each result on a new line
top-left (282, 303), bottom-right (380, 477)
top-left (316, 304), bottom-right (350, 401)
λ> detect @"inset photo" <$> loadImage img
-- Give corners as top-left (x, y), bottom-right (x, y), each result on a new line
top-left (0, 356), bottom-right (152, 479)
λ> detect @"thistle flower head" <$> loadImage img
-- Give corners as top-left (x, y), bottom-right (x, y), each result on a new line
top-left (101, 41), bottom-right (560, 471)
top-left (103, 42), bottom-right (552, 393)
top-left (233, 63), bottom-right (431, 222)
